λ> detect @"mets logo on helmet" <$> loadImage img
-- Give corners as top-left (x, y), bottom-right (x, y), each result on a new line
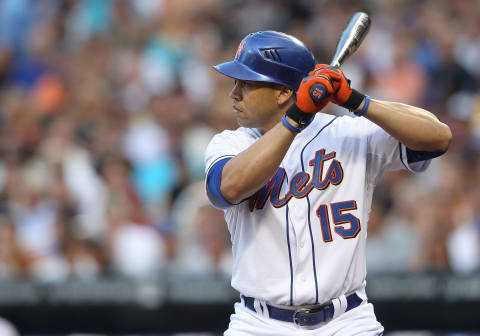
top-left (235, 40), bottom-right (247, 60)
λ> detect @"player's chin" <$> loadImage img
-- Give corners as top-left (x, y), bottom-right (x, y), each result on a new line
top-left (235, 113), bottom-right (262, 128)
top-left (236, 116), bottom-right (251, 127)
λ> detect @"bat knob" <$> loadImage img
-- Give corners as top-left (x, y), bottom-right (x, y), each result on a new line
top-left (310, 84), bottom-right (329, 103)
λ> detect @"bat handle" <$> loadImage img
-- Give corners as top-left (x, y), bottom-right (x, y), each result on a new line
top-left (309, 83), bottom-right (329, 103)
top-left (330, 60), bottom-right (341, 67)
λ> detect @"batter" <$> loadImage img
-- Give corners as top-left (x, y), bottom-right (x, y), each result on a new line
top-left (204, 31), bottom-right (451, 335)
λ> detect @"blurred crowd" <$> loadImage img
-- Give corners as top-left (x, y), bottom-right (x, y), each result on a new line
top-left (0, 0), bottom-right (479, 283)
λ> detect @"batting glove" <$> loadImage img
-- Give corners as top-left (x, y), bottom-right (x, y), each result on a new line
top-left (311, 64), bottom-right (365, 112)
top-left (285, 71), bottom-right (335, 130)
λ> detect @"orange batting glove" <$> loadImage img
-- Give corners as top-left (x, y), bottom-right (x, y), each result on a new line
top-left (311, 64), bottom-right (365, 111)
top-left (284, 70), bottom-right (336, 130)
top-left (295, 72), bottom-right (336, 113)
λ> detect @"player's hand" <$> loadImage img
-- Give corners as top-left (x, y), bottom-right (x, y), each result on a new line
top-left (295, 70), bottom-right (336, 114)
top-left (311, 64), bottom-right (365, 111)
top-left (311, 64), bottom-right (351, 105)
top-left (284, 65), bottom-right (346, 130)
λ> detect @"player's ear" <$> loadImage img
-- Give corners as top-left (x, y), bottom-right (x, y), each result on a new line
top-left (276, 86), bottom-right (294, 106)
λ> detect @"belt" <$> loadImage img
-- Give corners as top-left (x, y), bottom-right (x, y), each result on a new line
top-left (242, 293), bottom-right (362, 327)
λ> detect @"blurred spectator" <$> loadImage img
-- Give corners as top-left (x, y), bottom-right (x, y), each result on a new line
top-left (193, 204), bottom-right (232, 276)
top-left (1, 160), bottom-right (69, 281)
top-left (370, 32), bottom-right (428, 105)
top-left (170, 181), bottom-right (232, 277)
top-left (109, 220), bottom-right (165, 279)
top-left (366, 181), bottom-right (423, 273)
top-left (98, 153), bottom-right (166, 278)
top-left (0, 215), bottom-right (21, 278)
top-left (39, 116), bottom-right (109, 241)
top-left (122, 115), bottom-right (177, 207)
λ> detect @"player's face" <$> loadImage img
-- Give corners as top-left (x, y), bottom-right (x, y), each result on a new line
top-left (229, 80), bottom-right (283, 131)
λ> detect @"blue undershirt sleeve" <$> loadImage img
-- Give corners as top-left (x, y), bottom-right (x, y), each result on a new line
top-left (406, 148), bottom-right (446, 163)
top-left (206, 157), bottom-right (234, 209)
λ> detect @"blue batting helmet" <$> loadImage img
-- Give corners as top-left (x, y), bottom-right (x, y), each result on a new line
top-left (213, 31), bottom-right (316, 91)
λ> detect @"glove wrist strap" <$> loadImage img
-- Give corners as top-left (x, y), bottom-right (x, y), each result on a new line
top-left (340, 89), bottom-right (365, 111)
top-left (354, 96), bottom-right (371, 117)
top-left (285, 104), bottom-right (314, 129)
top-left (281, 115), bottom-right (303, 133)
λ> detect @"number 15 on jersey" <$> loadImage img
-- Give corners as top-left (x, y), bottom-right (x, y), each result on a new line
top-left (316, 200), bottom-right (361, 242)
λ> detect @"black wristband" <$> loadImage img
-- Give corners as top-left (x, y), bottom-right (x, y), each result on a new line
top-left (285, 104), bottom-right (314, 128)
top-left (340, 89), bottom-right (365, 111)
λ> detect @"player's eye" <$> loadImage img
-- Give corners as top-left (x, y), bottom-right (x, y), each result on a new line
top-left (234, 80), bottom-right (246, 89)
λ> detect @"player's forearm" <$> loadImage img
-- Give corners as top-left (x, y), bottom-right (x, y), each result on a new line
top-left (363, 99), bottom-right (452, 151)
top-left (220, 122), bottom-right (296, 204)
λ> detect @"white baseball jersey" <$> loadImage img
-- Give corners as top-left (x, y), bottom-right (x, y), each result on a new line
top-left (204, 112), bottom-right (430, 307)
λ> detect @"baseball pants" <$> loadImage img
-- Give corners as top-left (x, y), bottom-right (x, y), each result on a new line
top-left (224, 298), bottom-right (384, 336)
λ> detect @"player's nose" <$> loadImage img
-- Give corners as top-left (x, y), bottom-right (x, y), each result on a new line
top-left (229, 80), bottom-right (242, 100)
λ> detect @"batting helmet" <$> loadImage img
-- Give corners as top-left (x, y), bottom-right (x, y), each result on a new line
top-left (213, 31), bottom-right (316, 91)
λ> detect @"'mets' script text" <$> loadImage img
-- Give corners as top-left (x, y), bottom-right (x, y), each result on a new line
top-left (249, 149), bottom-right (343, 211)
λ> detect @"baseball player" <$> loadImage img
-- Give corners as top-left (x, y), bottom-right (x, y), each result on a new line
top-left (204, 31), bottom-right (451, 335)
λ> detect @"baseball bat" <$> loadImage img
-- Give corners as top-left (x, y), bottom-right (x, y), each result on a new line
top-left (310, 12), bottom-right (371, 102)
